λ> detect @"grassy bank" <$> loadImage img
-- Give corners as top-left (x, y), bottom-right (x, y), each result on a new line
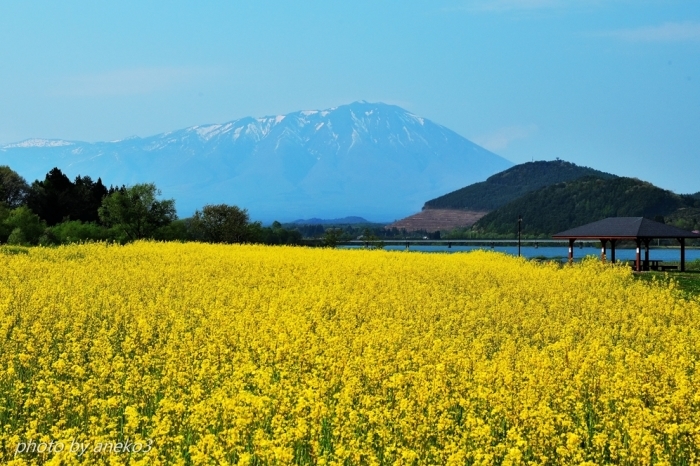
top-left (635, 270), bottom-right (700, 297)
top-left (632, 258), bottom-right (700, 297)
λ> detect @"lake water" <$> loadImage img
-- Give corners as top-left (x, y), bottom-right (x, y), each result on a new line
top-left (340, 245), bottom-right (700, 262)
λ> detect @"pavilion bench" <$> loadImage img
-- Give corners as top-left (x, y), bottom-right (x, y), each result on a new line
top-left (658, 265), bottom-right (679, 271)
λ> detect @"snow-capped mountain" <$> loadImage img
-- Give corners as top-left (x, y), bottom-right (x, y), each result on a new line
top-left (0, 101), bottom-right (512, 221)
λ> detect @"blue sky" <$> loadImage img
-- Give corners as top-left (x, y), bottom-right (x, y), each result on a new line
top-left (1, 0), bottom-right (699, 193)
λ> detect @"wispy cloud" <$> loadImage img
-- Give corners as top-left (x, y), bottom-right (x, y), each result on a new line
top-left (597, 21), bottom-right (700, 42)
top-left (57, 67), bottom-right (214, 97)
top-left (473, 124), bottom-right (538, 151)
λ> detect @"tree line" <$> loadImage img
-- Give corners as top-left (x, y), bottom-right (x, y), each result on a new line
top-left (0, 166), bottom-right (302, 246)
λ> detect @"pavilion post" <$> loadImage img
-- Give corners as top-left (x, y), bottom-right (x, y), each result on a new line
top-left (680, 238), bottom-right (686, 272)
top-left (610, 239), bottom-right (617, 263)
top-left (568, 239), bottom-right (575, 263)
top-left (600, 239), bottom-right (607, 263)
top-left (644, 239), bottom-right (650, 271)
top-left (635, 239), bottom-right (641, 272)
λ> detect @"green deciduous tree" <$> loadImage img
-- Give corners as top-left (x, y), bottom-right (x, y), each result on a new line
top-left (98, 183), bottom-right (176, 241)
top-left (3, 206), bottom-right (47, 245)
top-left (42, 220), bottom-right (111, 245)
top-left (7, 228), bottom-right (27, 246)
top-left (0, 166), bottom-right (30, 209)
top-left (0, 203), bottom-right (11, 242)
top-left (152, 219), bottom-right (192, 242)
top-left (322, 228), bottom-right (342, 248)
top-left (190, 204), bottom-right (255, 243)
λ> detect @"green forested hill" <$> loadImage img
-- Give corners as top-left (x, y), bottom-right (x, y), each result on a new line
top-left (423, 160), bottom-right (617, 211)
top-left (665, 207), bottom-right (700, 232)
top-left (474, 176), bottom-right (699, 236)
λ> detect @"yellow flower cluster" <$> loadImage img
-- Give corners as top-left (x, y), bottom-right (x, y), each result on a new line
top-left (1, 242), bottom-right (699, 465)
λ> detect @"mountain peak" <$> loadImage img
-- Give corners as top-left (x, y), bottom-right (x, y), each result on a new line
top-left (1, 102), bottom-right (513, 221)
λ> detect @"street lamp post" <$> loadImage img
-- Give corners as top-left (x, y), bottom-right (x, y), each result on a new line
top-left (518, 215), bottom-right (522, 257)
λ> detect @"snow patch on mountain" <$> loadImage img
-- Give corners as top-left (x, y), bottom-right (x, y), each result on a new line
top-left (194, 125), bottom-right (223, 140)
top-left (408, 114), bottom-right (425, 125)
top-left (3, 139), bottom-right (74, 149)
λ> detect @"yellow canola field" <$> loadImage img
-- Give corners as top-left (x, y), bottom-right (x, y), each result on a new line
top-left (1, 242), bottom-right (699, 465)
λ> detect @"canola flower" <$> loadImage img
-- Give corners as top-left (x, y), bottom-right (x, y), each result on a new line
top-left (0, 242), bottom-right (699, 465)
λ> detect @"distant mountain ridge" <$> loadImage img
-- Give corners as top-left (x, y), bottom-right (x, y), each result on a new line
top-left (0, 101), bottom-right (512, 221)
top-left (291, 216), bottom-right (370, 225)
top-left (423, 160), bottom-right (616, 211)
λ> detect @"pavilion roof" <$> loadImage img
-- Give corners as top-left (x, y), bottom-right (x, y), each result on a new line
top-left (552, 217), bottom-right (700, 239)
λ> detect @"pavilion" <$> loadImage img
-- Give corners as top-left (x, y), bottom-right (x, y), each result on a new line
top-left (552, 217), bottom-right (700, 272)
